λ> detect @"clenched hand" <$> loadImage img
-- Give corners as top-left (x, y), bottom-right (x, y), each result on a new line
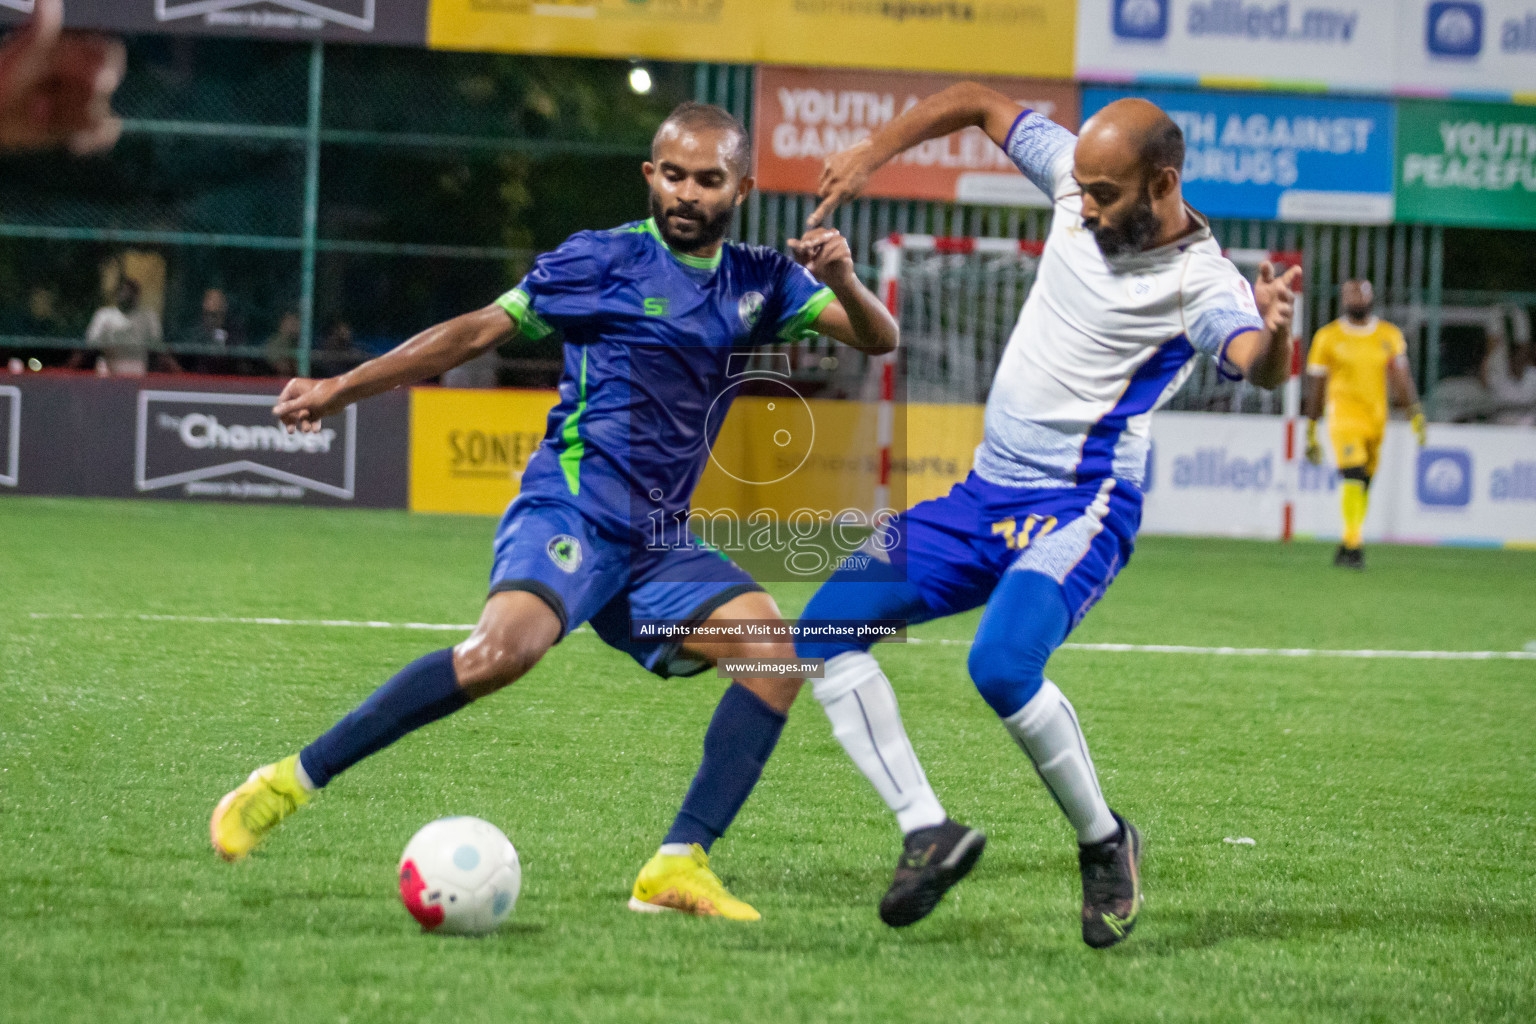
top-left (0, 0), bottom-right (125, 155)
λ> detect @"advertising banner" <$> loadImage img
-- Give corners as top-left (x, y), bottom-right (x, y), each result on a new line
top-left (0, 0), bottom-right (430, 44)
top-left (408, 387), bottom-right (558, 515)
top-left (428, 0), bottom-right (1077, 78)
top-left (1395, 99), bottom-right (1536, 227)
top-left (1143, 412), bottom-right (1536, 545)
top-left (754, 67), bottom-right (1080, 205)
top-left (1395, 0), bottom-right (1536, 100)
top-left (1075, 0), bottom-right (1397, 92)
top-left (1141, 412), bottom-right (1287, 537)
top-left (0, 385), bottom-right (17, 488)
top-left (3, 375), bottom-right (407, 507)
top-left (1083, 87), bottom-right (1396, 222)
top-left (137, 390), bottom-right (361, 501)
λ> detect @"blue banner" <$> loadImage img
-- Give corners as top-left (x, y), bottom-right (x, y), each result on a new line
top-left (1082, 88), bottom-right (1397, 223)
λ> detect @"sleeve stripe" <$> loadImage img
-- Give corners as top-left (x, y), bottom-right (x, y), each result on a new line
top-left (1214, 326), bottom-right (1255, 383)
top-left (495, 287), bottom-right (554, 340)
top-left (777, 286), bottom-right (837, 342)
top-left (1003, 108), bottom-right (1033, 150)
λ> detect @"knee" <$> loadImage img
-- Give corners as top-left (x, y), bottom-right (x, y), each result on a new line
top-left (968, 632), bottom-right (1050, 718)
top-left (454, 628), bottom-right (551, 697)
top-left (723, 640), bottom-right (803, 713)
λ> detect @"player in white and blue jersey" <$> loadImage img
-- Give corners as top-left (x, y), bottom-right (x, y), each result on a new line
top-left (796, 88), bottom-right (1302, 944)
top-left (209, 103), bottom-right (900, 921)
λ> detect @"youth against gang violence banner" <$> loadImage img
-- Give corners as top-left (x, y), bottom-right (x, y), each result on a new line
top-left (753, 67), bottom-right (1080, 205)
top-left (0, 0), bottom-right (429, 44)
top-left (1396, 100), bottom-right (1536, 228)
top-left (1083, 87), bottom-right (1395, 222)
top-left (427, 0), bottom-right (1077, 78)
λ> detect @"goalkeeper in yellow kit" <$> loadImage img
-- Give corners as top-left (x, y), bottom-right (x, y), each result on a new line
top-left (1303, 280), bottom-right (1426, 569)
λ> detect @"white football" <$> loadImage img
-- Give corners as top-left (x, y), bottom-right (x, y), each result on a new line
top-left (398, 816), bottom-right (521, 936)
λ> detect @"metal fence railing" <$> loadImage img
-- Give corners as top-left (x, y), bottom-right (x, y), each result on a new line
top-left (0, 38), bottom-right (690, 379)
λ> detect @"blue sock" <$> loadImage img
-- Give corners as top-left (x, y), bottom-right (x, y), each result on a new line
top-left (299, 648), bottom-right (468, 789)
top-left (968, 570), bottom-right (1071, 718)
top-left (663, 683), bottom-right (787, 851)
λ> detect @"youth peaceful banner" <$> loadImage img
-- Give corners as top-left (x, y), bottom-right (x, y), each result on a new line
top-left (1396, 99), bottom-right (1536, 227)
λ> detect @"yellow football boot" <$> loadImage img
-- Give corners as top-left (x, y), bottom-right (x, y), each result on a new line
top-left (210, 754), bottom-right (313, 861)
top-left (627, 844), bottom-right (761, 921)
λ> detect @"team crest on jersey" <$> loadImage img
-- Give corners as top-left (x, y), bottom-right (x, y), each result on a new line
top-left (738, 292), bottom-right (765, 331)
top-left (547, 535), bottom-right (582, 573)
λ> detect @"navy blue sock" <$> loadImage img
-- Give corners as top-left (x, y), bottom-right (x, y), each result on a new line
top-left (299, 648), bottom-right (468, 789)
top-left (663, 683), bottom-right (787, 851)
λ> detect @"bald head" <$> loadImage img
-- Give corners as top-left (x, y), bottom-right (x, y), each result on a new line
top-left (1079, 98), bottom-right (1185, 177)
top-left (1073, 98), bottom-right (1189, 259)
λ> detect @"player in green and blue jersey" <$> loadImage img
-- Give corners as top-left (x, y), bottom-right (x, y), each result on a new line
top-left (210, 103), bottom-right (901, 920)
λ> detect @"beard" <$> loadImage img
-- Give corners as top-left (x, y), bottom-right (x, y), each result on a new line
top-left (1087, 188), bottom-right (1161, 259)
top-left (649, 191), bottom-right (736, 252)
top-left (1344, 304), bottom-right (1373, 320)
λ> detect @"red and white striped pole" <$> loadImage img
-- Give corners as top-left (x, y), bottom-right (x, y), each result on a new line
top-left (1230, 248), bottom-right (1305, 542)
top-left (870, 234), bottom-right (1044, 521)
top-left (873, 235), bottom-right (903, 518)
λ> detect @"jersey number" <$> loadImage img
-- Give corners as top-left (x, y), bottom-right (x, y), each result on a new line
top-left (991, 515), bottom-right (1057, 551)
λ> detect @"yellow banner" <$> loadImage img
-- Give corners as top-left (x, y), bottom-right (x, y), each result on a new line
top-left (409, 387), bottom-right (558, 515)
top-left (407, 386), bottom-right (984, 518)
top-left (428, 1), bottom-right (1076, 78)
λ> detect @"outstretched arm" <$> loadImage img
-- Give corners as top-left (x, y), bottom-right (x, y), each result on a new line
top-left (1225, 263), bottom-right (1303, 390)
top-left (274, 304), bottom-right (515, 432)
top-left (809, 83), bottom-right (1028, 228)
top-left (787, 227), bottom-right (898, 356)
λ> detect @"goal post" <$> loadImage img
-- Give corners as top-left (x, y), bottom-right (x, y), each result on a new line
top-left (875, 234), bottom-right (1305, 539)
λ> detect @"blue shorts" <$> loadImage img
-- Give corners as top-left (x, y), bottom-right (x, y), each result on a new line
top-left (821, 471), bottom-right (1142, 632)
top-left (489, 494), bottom-right (761, 678)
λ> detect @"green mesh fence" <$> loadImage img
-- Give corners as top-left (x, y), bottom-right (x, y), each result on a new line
top-left (0, 38), bottom-right (691, 377)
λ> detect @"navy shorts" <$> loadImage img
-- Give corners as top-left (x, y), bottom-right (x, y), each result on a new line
top-left (489, 494), bottom-right (761, 677)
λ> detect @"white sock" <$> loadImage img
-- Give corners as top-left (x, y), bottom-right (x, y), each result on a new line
top-left (1002, 680), bottom-right (1119, 845)
top-left (292, 753), bottom-right (317, 793)
top-left (657, 843), bottom-right (693, 857)
top-left (814, 652), bottom-right (947, 834)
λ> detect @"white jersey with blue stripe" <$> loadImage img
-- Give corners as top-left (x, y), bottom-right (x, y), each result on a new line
top-left (972, 112), bottom-right (1265, 492)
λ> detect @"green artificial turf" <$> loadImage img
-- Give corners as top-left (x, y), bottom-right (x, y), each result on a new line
top-left (1, 496), bottom-right (1533, 1023)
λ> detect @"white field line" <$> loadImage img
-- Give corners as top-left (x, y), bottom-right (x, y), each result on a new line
top-left (24, 613), bottom-right (1536, 661)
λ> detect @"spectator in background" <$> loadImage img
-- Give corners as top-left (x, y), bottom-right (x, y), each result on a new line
top-left (180, 287), bottom-right (244, 374)
top-left (0, 0), bottom-right (124, 155)
top-left (263, 310), bottom-right (301, 378)
top-left (11, 286), bottom-right (72, 367)
top-left (1484, 325), bottom-right (1536, 426)
top-left (311, 318), bottom-right (363, 376)
top-left (71, 277), bottom-right (179, 376)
